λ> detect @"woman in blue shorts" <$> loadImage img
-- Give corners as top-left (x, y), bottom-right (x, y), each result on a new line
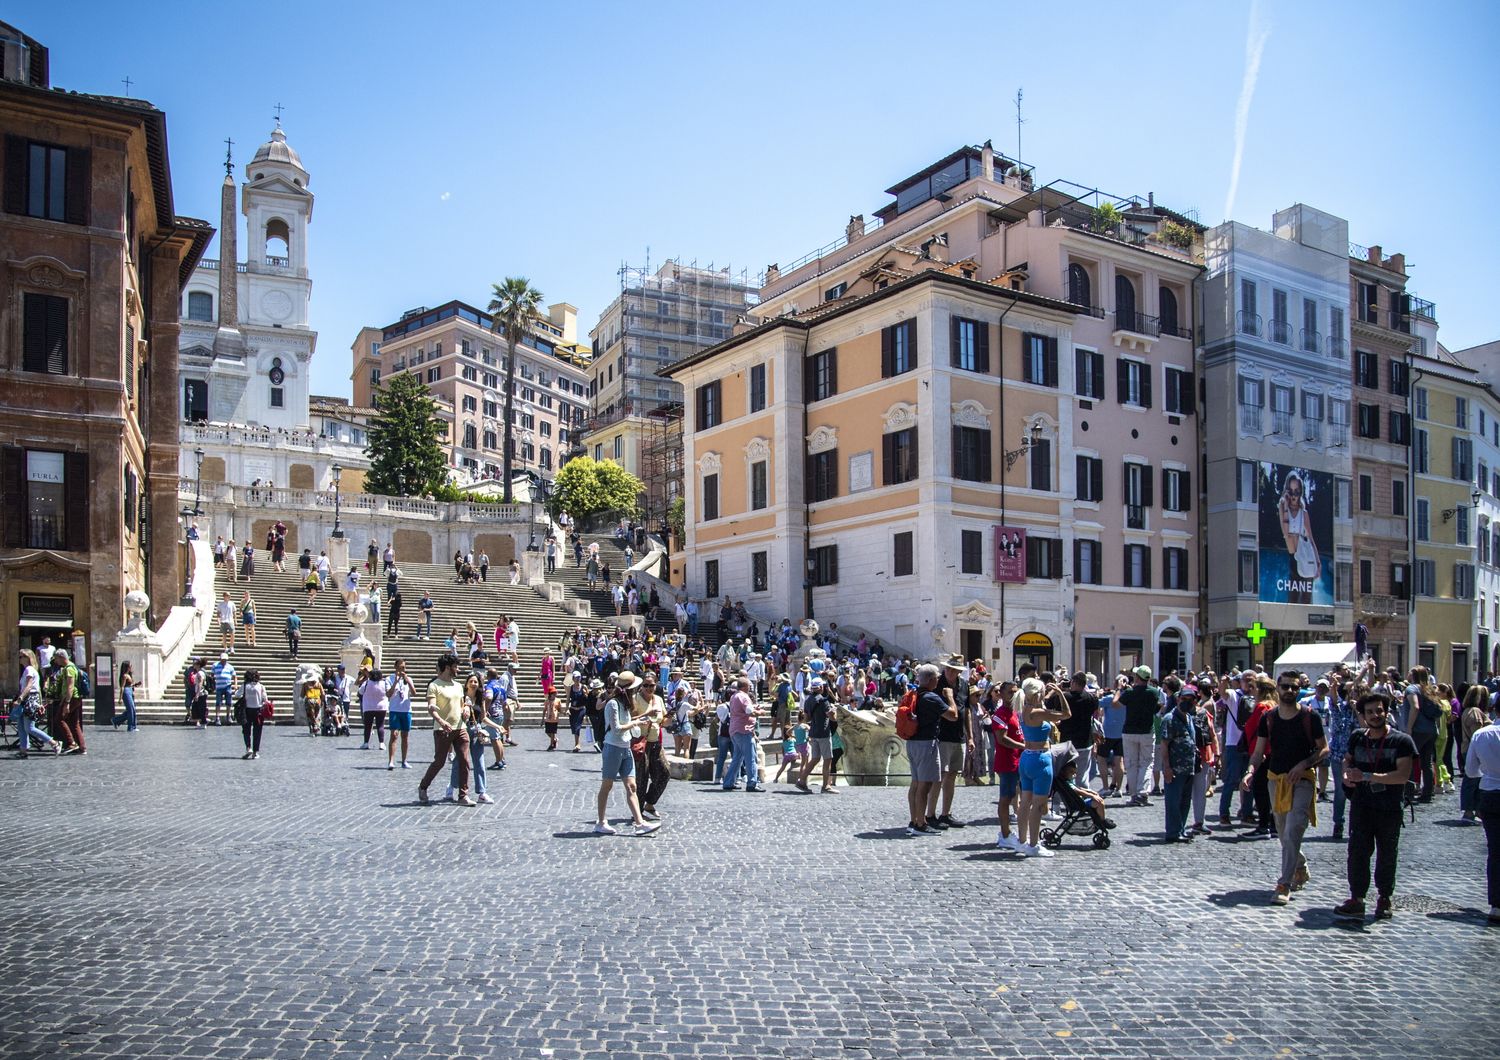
top-left (1015, 677), bottom-right (1071, 858)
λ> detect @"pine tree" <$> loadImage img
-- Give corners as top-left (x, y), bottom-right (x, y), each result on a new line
top-left (364, 371), bottom-right (449, 497)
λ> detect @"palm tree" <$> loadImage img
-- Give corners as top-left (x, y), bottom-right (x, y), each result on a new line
top-left (487, 277), bottom-right (544, 504)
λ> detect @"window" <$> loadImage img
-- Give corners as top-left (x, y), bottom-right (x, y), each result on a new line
top-left (1237, 459), bottom-right (1257, 504)
top-left (1239, 278), bottom-right (1259, 334)
top-left (1336, 560), bottom-right (1353, 603)
top-left (11, 449), bottom-right (84, 550)
top-left (751, 551), bottom-right (768, 592)
top-left (1029, 437), bottom-right (1052, 492)
top-left (1360, 558), bottom-right (1373, 595)
top-left (1067, 263), bottom-right (1092, 308)
top-left (22, 292), bottom-right (68, 374)
top-left (427, 367), bottom-right (440, 383)
top-left (1163, 547), bottom-right (1189, 590)
top-left (1389, 410), bottom-right (1411, 446)
top-left (883, 428), bottom-right (918, 485)
top-left (695, 380), bottom-right (722, 430)
top-left (1076, 455), bottom-right (1103, 502)
top-left (483, 429), bottom-right (498, 450)
top-left (951, 317), bottom-right (989, 372)
top-left (521, 413), bottom-right (536, 431)
top-left (10, 140), bottom-right (86, 223)
top-left (1124, 544), bottom-right (1152, 588)
top-left (1075, 349), bottom-right (1104, 399)
top-left (462, 423), bottom-right (477, 449)
top-left (1415, 429), bottom-right (1429, 473)
top-left (704, 559), bottom-right (719, 599)
top-left (1456, 396), bottom-right (1469, 430)
top-left (183, 379), bottom-right (208, 421)
top-left (1271, 385), bottom-right (1294, 436)
top-left (461, 365), bottom-right (478, 382)
top-left (1125, 461), bottom-right (1153, 508)
top-left (186, 291), bottom-right (213, 322)
top-left (462, 396), bottom-right (477, 413)
top-left (1356, 350), bottom-right (1379, 389)
top-left (1238, 549), bottom-right (1257, 594)
top-left (702, 474), bottom-right (719, 521)
top-left (951, 426), bottom-right (991, 483)
top-left (1414, 558), bottom-right (1435, 597)
top-left (893, 531), bottom-right (914, 577)
top-left (1393, 478), bottom-right (1407, 516)
top-left (1458, 508), bottom-right (1471, 547)
top-left (1456, 562), bottom-right (1476, 600)
top-left (539, 448), bottom-right (552, 471)
top-left (1238, 376), bottom-right (1264, 432)
top-left (1301, 298), bottom-right (1319, 352)
top-left (1358, 474), bottom-right (1373, 512)
top-left (269, 387), bottom-right (284, 408)
top-left (1159, 287), bottom-right (1180, 335)
top-left (1389, 360), bottom-right (1410, 397)
top-left (1025, 536), bottom-right (1063, 579)
top-left (1358, 282), bottom-right (1380, 323)
top-left (1415, 387), bottom-right (1428, 420)
top-left (823, 282), bottom-right (848, 302)
top-left (881, 319), bottom-right (916, 377)
top-left (1117, 358), bottom-right (1150, 408)
top-left (749, 363), bottom-right (766, 413)
top-left (1329, 399), bottom-right (1350, 446)
top-left (1335, 476), bottom-right (1352, 520)
top-left (1270, 289), bottom-right (1290, 343)
top-left (1453, 437), bottom-right (1473, 482)
top-left (1162, 467), bottom-right (1191, 512)
top-left (483, 399), bottom-right (497, 418)
top-left (810, 545), bottom-right (838, 586)
top-left (1164, 367), bottom-right (1193, 415)
top-left (750, 460), bottom-right (768, 510)
top-left (805, 349), bottom-right (837, 402)
top-left (1023, 333), bottom-right (1058, 387)
top-left (1074, 539), bottom-right (1102, 585)
top-left (960, 530), bottom-right (983, 575)
top-left (1357, 402), bottom-right (1381, 439)
top-left (1115, 275), bottom-right (1139, 333)
top-left (1416, 498), bottom-right (1429, 541)
top-left (806, 450), bottom-right (838, 502)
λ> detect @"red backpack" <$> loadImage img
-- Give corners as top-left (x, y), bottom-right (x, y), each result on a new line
top-left (895, 690), bottom-right (919, 739)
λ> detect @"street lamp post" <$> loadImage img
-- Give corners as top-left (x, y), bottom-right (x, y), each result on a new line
top-left (192, 446), bottom-right (205, 515)
top-left (180, 447), bottom-right (206, 607)
top-left (331, 462), bottom-right (344, 538)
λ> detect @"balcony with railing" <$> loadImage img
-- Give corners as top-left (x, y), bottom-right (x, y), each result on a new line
top-left (1269, 318), bottom-right (1293, 345)
top-left (1240, 404), bottom-right (1263, 433)
top-left (1113, 309), bottom-right (1159, 337)
top-left (1302, 420), bottom-right (1323, 445)
top-left (1237, 310), bottom-right (1262, 337)
top-left (1126, 504), bottom-right (1146, 530)
top-left (1299, 328), bottom-right (1322, 354)
top-left (1327, 336), bottom-right (1347, 360)
top-left (1358, 593), bottom-right (1409, 618)
top-left (1271, 411), bottom-right (1294, 437)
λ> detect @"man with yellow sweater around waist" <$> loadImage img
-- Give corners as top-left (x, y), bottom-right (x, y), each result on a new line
top-left (1242, 670), bottom-right (1328, 907)
top-left (419, 652), bottom-right (473, 807)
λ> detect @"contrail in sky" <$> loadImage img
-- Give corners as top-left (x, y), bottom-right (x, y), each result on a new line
top-left (1224, 0), bottom-right (1271, 220)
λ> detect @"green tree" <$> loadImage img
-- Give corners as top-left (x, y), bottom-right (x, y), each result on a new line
top-left (667, 495), bottom-right (685, 541)
top-left (487, 277), bottom-right (545, 504)
top-left (551, 456), bottom-right (642, 523)
top-left (364, 371), bottom-right (450, 497)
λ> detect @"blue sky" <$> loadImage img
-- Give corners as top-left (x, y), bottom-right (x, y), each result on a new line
top-left (14, 0), bottom-right (1500, 399)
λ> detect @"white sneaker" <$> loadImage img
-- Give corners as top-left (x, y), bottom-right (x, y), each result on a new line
top-left (1017, 843), bottom-right (1038, 857)
top-left (378, 742), bottom-right (386, 751)
top-left (996, 833), bottom-right (1015, 850)
top-left (1032, 843), bottom-right (1055, 858)
top-left (477, 793), bottom-right (494, 804)
top-left (593, 822), bottom-right (617, 835)
top-left (1043, 811), bottom-right (1062, 821)
top-left (634, 821), bottom-right (661, 836)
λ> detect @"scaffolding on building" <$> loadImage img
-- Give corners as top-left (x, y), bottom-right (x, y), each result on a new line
top-left (639, 401), bottom-right (683, 544)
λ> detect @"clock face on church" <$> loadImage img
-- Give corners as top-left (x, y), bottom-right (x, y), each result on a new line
top-left (261, 290), bottom-right (293, 322)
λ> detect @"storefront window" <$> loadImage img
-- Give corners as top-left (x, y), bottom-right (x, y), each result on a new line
top-left (26, 450), bottom-right (65, 549)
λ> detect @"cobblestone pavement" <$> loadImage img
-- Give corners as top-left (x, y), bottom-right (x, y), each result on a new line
top-left (1, 726), bottom-right (1495, 1059)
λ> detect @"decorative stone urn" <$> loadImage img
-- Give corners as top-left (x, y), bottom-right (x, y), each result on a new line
top-left (122, 590), bottom-right (151, 634)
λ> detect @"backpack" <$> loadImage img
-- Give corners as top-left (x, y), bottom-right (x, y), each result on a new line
top-left (73, 664), bottom-right (91, 698)
top-left (895, 689), bottom-right (920, 740)
top-left (1411, 693), bottom-right (1440, 738)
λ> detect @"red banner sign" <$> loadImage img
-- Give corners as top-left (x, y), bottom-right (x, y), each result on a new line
top-left (994, 526), bottom-right (1026, 584)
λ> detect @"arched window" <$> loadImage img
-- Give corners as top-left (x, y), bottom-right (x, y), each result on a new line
top-left (1159, 286), bottom-right (1180, 336)
top-left (187, 291), bottom-right (214, 322)
top-left (1067, 263), bottom-right (1091, 308)
top-left (264, 218), bottom-right (290, 265)
top-left (1115, 275), bottom-right (1137, 332)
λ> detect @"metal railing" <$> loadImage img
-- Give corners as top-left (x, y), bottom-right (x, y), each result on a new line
top-left (1272, 411), bottom-right (1294, 437)
top-left (1302, 421), bottom-right (1323, 445)
top-left (1349, 241), bottom-right (1372, 262)
top-left (1240, 405), bottom-right (1263, 433)
top-left (1388, 310), bottom-right (1412, 334)
top-left (1327, 336), bottom-right (1347, 360)
top-left (1158, 321), bottom-right (1192, 339)
top-left (1237, 310), bottom-right (1262, 337)
top-left (1269, 319), bottom-right (1293, 345)
top-left (1114, 310), bottom-right (1158, 336)
top-left (1300, 328), bottom-right (1322, 354)
top-left (1126, 504), bottom-right (1146, 530)
top-left (1408, 294), bottom-right (1437, 321)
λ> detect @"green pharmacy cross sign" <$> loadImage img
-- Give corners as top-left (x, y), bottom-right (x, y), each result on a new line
top-left (1245, 622), bottom-right (1269, 645)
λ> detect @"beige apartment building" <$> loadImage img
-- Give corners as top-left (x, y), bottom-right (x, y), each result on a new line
top-left (1, 22), bottom-right (211, 674)
top-left (669, 143), bottom-right (1203, 672)
top-left (352, 300), bottom-right (591, 485)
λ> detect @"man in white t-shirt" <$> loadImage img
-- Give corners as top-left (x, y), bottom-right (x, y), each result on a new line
top-left (217, 592), bottom-right (237, 652)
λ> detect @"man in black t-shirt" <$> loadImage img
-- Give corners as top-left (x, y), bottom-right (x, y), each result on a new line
top-left (1335, 693), bottom-right (1416, 922)
top-left (906, 664), bottom-right (954, 836)
top-left (927, 656), bottom-right (971, 829)
top-left (798, 680), bottom-right (836, 794)
top-left (1243, 670), bottom-right (1328, 906)
top-left (1119, 667), bottom-right (1162, 805)
top-left (1061, 673), bottom-right (1100, 789)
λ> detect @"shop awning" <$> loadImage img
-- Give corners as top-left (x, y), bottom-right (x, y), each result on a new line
top-left (1273, 642), bottom-right (1357, 672)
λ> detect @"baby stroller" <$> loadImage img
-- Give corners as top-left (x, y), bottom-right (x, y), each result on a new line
top-left (1039, 749), bottom-right (1116, 851)
top-left (321, 682), bottom-right (351, 737)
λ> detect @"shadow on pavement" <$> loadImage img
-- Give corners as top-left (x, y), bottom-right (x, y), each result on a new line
top-left (854, 828), bottom-right (912, 841)
top-left (1207, 889), bottom-right (1275, 908)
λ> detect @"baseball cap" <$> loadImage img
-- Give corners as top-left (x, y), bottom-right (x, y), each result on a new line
top-left (1133, 665), bottom-right (1153, 681)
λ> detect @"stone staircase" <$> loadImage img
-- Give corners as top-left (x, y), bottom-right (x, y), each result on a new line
top-left (547, 532), bottom-right (690, 643)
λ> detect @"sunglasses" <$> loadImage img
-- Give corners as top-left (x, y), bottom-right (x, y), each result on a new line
top-left (1278, 684), bottom-right (1298, 691)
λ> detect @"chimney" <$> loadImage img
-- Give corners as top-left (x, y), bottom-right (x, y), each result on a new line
top-left (1387, 252), bottom-right (1405, 275)
top-left (764, 263), bottom-right (779, 285)
top-left (981, 140), bottom-right (994, 181)
top-left (1368, 244), bottom-right (1382, 265)
top-left (218, 174), bottom-right (237, 327)
top-left (846, 215), bottom-right (865, 243)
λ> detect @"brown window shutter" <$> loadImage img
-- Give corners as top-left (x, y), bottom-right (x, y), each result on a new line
top-left (2, 448), bottom-right (23, 547)
top-left (3, 136), bottom-right (25, 215)
top-left (65, 450), bottom-right (88, 551)
top-left (65, 147), bottom-right (90, 226)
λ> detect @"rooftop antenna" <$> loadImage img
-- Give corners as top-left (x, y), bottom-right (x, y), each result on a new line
top-left (1015, 87), bottom-right (1026, 163)
top-left (223, 137), bottom-right (234, 177)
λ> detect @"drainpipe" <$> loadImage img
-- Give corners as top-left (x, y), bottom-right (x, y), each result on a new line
top-left (995, 295), bottom-right (1019, 668)
top-left (799, 328), bottom-right (813, 620)
top-left (1408, 352), bottom-right (1421, 672)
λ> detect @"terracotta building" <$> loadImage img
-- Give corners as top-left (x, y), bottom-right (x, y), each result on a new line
top-left (0, 21), bottom-right (211, 678)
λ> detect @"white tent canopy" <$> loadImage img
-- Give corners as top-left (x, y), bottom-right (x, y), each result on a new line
top-left (1272, 642), bottom-right (1358, 672)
